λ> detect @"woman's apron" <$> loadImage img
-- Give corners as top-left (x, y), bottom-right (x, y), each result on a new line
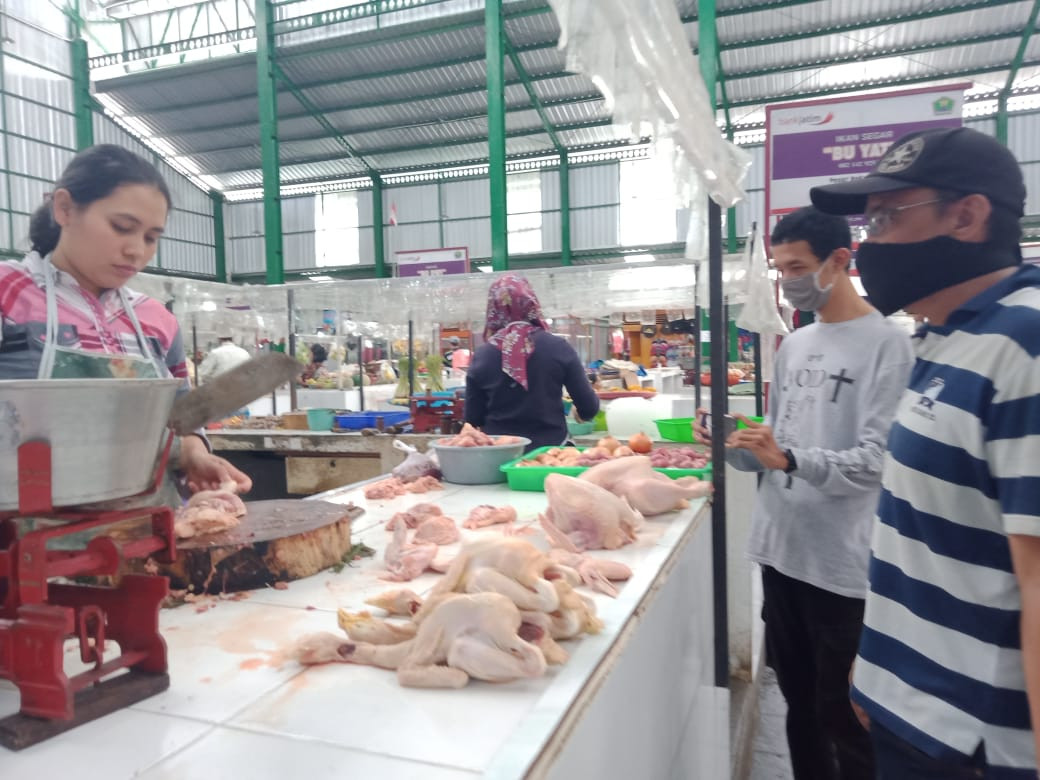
top-left (29, 263), bottom-right (183, 544)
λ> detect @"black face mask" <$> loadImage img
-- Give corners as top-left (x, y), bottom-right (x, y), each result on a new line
top-left (855, 236), bottom-right (1020, 317)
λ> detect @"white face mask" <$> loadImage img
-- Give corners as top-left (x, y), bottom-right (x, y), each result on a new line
top-left (780, 262), bottom-right (834, 312)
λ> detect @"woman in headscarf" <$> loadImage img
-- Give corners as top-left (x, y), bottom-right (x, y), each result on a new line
top-left (465, 273), bottom-right (599, 450)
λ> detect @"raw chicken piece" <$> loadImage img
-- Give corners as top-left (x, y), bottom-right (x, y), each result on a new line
top-left (297, 593), bottom-right (547, 688)
top-left (539, 473), bottom-right (643, 552)
top-left (407, 475), bottom-right (443, 493)
top-left (364, 478), bottom-right (407, 500)
top-left (365, 588), bottom-right (423, 616)
top-left (578, 456), bottom-right (711, 516)
top-left (543, 580), bottom-right (604, 638)
top-left (547, 548), bottom-right (633, 597)
top-left (413, 514), bottom-right (460, 545)
top-left (385, 502), bottom-right (443, 530)
top-left (517, 614), bottom-right (569, 665)
top-left (337, 609), bottom-right (417, 645)
top-left (463, 504), bottom-right (518, 530)
top-left (173, 481), bottom-right (247, 539)
top-left (422, 538), bottom-right (560, 614)
top-left (438, 422), bottom-right (496, 447)
top-left (382, 520), bottom-right (438, 582)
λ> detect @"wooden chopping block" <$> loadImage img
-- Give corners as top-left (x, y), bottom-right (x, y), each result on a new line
top-left (128, 500), bottom-right (363, 594)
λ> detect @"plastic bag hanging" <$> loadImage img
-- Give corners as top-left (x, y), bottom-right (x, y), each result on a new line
top-left (736, 228), bottom-right (789, 337)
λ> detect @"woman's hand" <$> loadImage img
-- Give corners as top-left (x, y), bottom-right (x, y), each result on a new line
top-left (179, 435), bottom-right (252, 494)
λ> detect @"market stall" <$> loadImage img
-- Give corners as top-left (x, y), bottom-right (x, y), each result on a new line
top-left (0, 477), bottom-right (720, 778)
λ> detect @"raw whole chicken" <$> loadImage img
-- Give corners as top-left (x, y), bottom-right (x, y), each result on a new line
top-left (364, 476), bottom-right (443, 500)
top-left (365, 588), bottom-right (423, 617)
top-left (173, 481), bottom-right (246, 539)
top-left (413, 514), bottom-right (460, 545)
top-left (337, 609), bottom-right (417, 645)
top-left (539, 473), bottom-right (643, 552)
top-left (578, 456), bottom-right (711, 516)
top-left (462, 504), bottom-right (518, 530)
top-left (382, 520), bottom-right (438, 582)
top-left (423, 538), bottom-right (561, 614)
top-left (385, 502), bottom-right (443, 530)
top-left (295, 592), bottom-right (547, 688)
top-left (522, 579), bottom-right (603, 639)
top-left (547, 548), bottom-right (633, 598)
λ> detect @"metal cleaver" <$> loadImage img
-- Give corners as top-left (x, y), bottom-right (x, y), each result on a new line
top-left (167, 352), bottom-right (302, 434)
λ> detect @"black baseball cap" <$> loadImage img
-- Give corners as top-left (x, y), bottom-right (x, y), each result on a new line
top-left (810, 127), bottom-right (1026, 217)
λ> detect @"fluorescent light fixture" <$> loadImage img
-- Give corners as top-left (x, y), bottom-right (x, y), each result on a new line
top-left (200, 300), bottom-right (217, 312)
top-left (121, 116), bottom-right (153, 138)
top-left (624, 253), bottom-right (656, 264)
top-left (308, 275), bottom-right (334, 282)
top-left (477, 266), bottom-right (493, 273)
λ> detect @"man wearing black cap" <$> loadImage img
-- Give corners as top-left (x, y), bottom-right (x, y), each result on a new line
top-left (812, 127), bottom-right (1039, 778)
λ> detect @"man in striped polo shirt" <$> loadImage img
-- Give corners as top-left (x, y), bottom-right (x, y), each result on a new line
top-left (812, 127), bottom-right (1039, 778)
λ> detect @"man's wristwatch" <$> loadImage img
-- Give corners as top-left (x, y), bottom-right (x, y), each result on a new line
top-left (782, 449), bottom-right (797, 474)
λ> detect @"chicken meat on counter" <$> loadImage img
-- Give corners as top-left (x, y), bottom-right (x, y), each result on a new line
top-left (173, 481), bottom-right (246, 539)
top-left (578, 456), bottom-right (711, 516)
top-left (295, 592), bottom-right (547, 688)
top-left (539, 473), bottom-right (643, 552)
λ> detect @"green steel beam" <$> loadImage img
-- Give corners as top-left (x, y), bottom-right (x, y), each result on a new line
top-left (487, 0), bottom-right (508, 272)
top-left (179, 94), bottom-right (604, 155)
top-left (698, 2), bottom-right (718, 100)
top-left (272, 62), bottom-right (377, 174)
top-left (725, 59), bottom-right (1040, 109)
top-left (371, 176), bottom-right (387, 277)
top-left (504, 38), bottom-right (563, 153)
top-left (719, 0), bottom-right (1022, 52)
top-left (256, 0), bottom-right (284, 285)
top-left (997, 0), bottom-right (1040, 144)
top-left (211, 190), bottom-right (227, 281)
top-left (71, 38), bottom-right (94, 150)
top-left (559, 151), bottom-right (571, 266)
top-left (206, 118), bottom-right (613, 176)
top-left (725, 30), bottom-right (1023, 82)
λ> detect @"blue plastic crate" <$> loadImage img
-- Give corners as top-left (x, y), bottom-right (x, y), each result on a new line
top-left (334, 410), bottom-right (411, 430)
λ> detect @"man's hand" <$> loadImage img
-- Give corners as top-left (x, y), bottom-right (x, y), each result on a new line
top-left (692, 407), bottom-right (711, 444)
top-left (179, 435), bottom-right (253, 494)
top-left (727, 414), bottom-right (789, 471)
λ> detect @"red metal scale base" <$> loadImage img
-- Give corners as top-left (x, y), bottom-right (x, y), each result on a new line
top-left (0, 439), bottom-right (177, 750)
top-left (409, 390), bottom-right (465, 434)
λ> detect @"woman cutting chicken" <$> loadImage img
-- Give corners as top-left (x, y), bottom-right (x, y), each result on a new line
top-left (465, 273), bottom-right (599, 451)
top-left (0, 144), bottom-right (250, 495)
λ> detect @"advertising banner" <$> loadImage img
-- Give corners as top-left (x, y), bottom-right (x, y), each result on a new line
top-left (766, 84), bottom-right (968, 236)
top-left (395, 247), bottom-right (470, 277)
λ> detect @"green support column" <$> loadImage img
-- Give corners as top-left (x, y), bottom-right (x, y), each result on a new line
top-left (559, 152), bottom-right (572, 266)
top-left (372, 176), bottom-right (388, 278)
top-left (67, 0), bottom-right (94, 151)
top-left (996, 0), bottom-right (1040, 145)
top-left (256, 0), bottom-right (284, 285)
top-left (211, 190), bottom-right (227, 281)
top-left (485, 0), bottom-right (509, 271)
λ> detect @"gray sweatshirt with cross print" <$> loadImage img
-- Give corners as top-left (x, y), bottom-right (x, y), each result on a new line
top-left (729, 311), bottom-right (914, 598)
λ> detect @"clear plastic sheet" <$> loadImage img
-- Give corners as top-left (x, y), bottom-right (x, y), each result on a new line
top-left (736, 233), bottom-right (789, 337)
top-left (546, 0), bottom-right (751, 209)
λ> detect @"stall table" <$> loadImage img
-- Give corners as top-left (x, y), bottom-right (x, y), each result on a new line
top-left (0, 478), bottom-right (726, 778)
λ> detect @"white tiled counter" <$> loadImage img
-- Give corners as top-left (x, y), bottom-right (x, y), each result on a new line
top-left (0, 480), bottom-right (725, 779)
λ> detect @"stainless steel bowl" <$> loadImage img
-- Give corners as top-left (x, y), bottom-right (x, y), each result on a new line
top-left (0, 378), bottom-right (181, 510)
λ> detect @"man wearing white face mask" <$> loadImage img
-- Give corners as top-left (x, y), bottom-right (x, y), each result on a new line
top-left (696, 206), bottom-right (913, 779)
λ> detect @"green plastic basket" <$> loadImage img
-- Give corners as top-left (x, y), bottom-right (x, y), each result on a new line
top-left (654, 415), bottom-right (765, 443)
top-left (499, 446), bottom-right (712, 492)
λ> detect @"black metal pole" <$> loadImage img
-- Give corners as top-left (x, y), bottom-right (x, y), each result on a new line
top-left (287, 288), bottom-right (298, 411)
top-left (191, 315), bottom-right (199, 387)
top-left (694, 304), bottom-right (703, 410)
top-left (708, 198), bottom-right (729, 689)
top-left (407, 319), bottom-right (415, 399)
top-left (754, 334), bottom-right (764, 418)
top-left (358, 335), bottom-right (365, 412)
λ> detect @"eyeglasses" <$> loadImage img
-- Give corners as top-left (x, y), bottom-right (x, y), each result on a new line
top-left (864, 198), bottom-right (943, 238)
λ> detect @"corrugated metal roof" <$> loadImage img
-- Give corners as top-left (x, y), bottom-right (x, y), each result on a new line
top-left (88, 0), bottom-right (1040, 194)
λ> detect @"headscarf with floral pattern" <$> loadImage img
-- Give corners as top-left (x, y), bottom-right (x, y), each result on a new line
top-left (483, 273), bottom-right (549, 390)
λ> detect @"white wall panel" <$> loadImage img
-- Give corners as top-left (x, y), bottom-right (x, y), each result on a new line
top-left (5, 97), bottom-right (74, 149)
top-left (282, 195), bottom-right (316, 234)
top-left (443, 217), bottom-right (490, 259)
top-left (571, 163), bottom-right (619, 208)
top-left (6, 136), bottom-right (72, 185)
top-left (384, 183), bottom-right (439, 223)
top-left (5, 16), bottom-right (70, 73)
top-left (385, 221), bottom-right (440, 257)
top-left (9, 173), bottom-right (50, 214)
top-left (228, 201), bottom-right (264, 237)
top-left (5, 0), bottom-right (67, 31)
top-left (540, 168), bottom-right (562, 210)
top-left (441, 178), bottom-right (489, 219)
top-left (10, 213), bottom-right (29, 252)
top-left (359, 226), bottom-right (375, 265)
top-left (230, 236), bottom-right (265, 274)
top-left (357, 189), bottom-right (374, 228)
top-left (542, 210), bottom-right (561, 253)
top-left (284, 231), bottom-right (317, 270)
top-left (573, 206), bottom-right (619, 249)
top-left (2, 56), bottom-right (72, 112)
